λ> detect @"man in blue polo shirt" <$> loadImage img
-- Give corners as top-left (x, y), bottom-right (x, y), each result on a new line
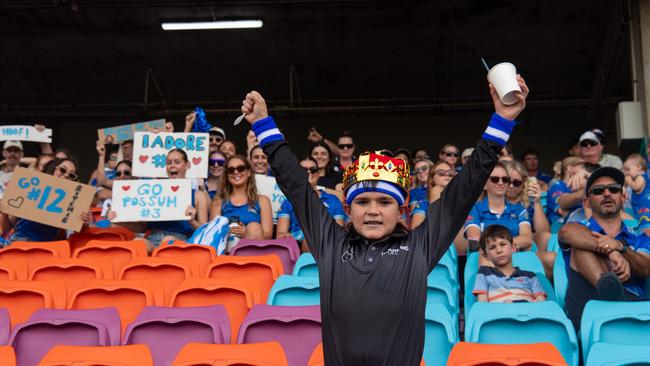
top-left (559, 167), bottom-right (650, 330)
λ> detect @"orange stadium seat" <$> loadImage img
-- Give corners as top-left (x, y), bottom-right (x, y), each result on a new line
top-left (206, 254), bottom-right (283, 303)
top-left (172, 342), bottom-right (288, 366)
top-left (446, 342), bottom-right (568, 366)
top-left (152, 242), bottom-right (216, 276)
top-left (29, 257), bottom-right (114, 294)
top-left (169, 277), bottom-right (261, 343)
top-left (68, 226), bottom-right (135, 252)
top-left (0, 345), bottom-right (16, 366)
top-left (0, 279), bottom-right (67, 327)
top-left (0, 241), bottom-right (70, 261)
top-left (73, 240), bottom-right (147, 274)
top-left (38, 344), bottom-right (153, 366)
top-left (119, 257), bottom-right (199, 303)
top-left (0, 259), bottom-right (28, 281)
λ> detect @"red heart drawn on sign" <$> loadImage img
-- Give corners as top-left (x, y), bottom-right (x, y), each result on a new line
top-left (171, 185), bottom-right (179, 192)
top-left (122, 185), bottom-right (131, 191)
top-left (192, 157), bottom-right (202, 165)
top-left (139, 155), bottom-right (149, 163)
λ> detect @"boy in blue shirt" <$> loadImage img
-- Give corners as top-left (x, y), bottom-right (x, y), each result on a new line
top-left (473, 224), bottom-right (546, 303)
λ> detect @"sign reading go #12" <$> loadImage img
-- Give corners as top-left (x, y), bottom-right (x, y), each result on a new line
top-left (132, 132), bottom-right (209, 178)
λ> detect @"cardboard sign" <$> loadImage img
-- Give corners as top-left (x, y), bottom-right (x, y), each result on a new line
top-left (111, 179), bottom-right (192, 222)
top-left (97, 119), bottom-right (166, 144)
top-left (0, 125), bottom-right (52, 143)
top-left (255, 174), bottom-right (286, 223)
top-left (1, 167), bottom-right (95, 231)
top-left (132, 132), bottom-right (209, 178)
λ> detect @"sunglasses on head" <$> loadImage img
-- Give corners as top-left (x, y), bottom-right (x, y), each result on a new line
top-left (443, 151), bottom-right (459, 158)
top-left (435, 169), bottom-right (454, 177)
top-left (338, 144), bottom-right (354, 149)
top-left (116, 169), bottom-right (131, 177)
top-left (209, 158), bottom-right (225, 167)
top-left (58, 166), bottom-right (78, 181)
top-left (509, 179), bottom-right (523, 187)
top-left (588, 183), bottom-right (622, 196)
top-left (413, 166), bottom-right (430, 174)
top-left (226, 165), bottom-right (249, 174)
top-left (580, 140), bottom-right (599, 148)
top-left (489, 176), bottom-right (511, 184)
top-left (305, 166), bottom-right (319, 174)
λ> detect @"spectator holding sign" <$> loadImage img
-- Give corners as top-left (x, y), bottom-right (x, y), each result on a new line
top-left (277, 157), bottom-right (346, 250)
top-left (146, 149), bottom-right (209, 246)
top-left (209, 155), bottom-right (273, 241)
top-left (0, 141), bottom-right (23, 195)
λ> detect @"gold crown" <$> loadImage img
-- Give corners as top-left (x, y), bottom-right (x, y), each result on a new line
top-left (342, 152), bottom-right (411, 192)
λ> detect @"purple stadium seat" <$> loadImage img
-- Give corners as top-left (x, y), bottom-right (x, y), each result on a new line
top-left (122, 305), bottom-right (230, 366)
top-left (237, 304), bottom-right (321, 366)
top-left (0, 308), bottom-right (9, 345)
top-left (9, 307), bottom-right (120, 366)
top-left (231, 238), bottom-right (300, 274)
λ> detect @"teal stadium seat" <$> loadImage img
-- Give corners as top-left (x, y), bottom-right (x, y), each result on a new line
top-left (292, 253), bottom-right (318, 277)
top-left (267, 275), bottom-right (320, 306)
top-left (553, 252), bottom-right (568, 309)
top-left (585, 342), bottom-right (650, 366)
top-left (465, 301), bottom-right (578, 366)
top-left (423, 303), bottom-right (458, 366)
top-left (580, 300), bottom-right (650, 363)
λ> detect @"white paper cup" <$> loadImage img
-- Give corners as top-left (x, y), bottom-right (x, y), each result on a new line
top-left (487, 62), bottom-right (521, 105)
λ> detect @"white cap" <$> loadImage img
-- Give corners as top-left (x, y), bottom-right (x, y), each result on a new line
top-left (461, 148), bottom-right (474, 159)
top-left (3, 140), bottom-right (23, 150)
top-left (579, 131), bottom-right (599, 144)
top-left (209, 127), bottom-right (226, 139)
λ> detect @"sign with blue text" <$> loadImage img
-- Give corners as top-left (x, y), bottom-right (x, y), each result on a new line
top-left (111, 179), bottom-right (192, 222)
top-left (255, 174), bottom-right (286, 223)
top-left (132, 132), bottom-right (209, 178)
top-left (0, 125), bottom-right (52, 143)
top-left (1, 168), bottom-right (95, 231)
top-left (97, 119), bottom-right (166, 144)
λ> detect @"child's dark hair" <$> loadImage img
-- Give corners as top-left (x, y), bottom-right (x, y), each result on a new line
top-left (479, 224), bottom-right (513, 253)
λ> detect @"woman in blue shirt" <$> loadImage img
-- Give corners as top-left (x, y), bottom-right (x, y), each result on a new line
top-left (205, 151), bottom-right (225, 200)
top-left (465, 163), bottom-right (533, 255)
top-left (277, 157), bottom-right (345, 251)
top-left (209, 155), bottom-right (273, 241)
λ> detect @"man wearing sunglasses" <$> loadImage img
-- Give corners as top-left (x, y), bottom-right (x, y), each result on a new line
top-left (559, 167), bottom-right (650, 331)
top-left (577, 130), bottom-right (622, 170)
top-left (0, 141), bottom-right (24, 197)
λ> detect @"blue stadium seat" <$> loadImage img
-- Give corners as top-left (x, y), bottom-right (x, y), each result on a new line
top-left (551, 221), bottom-right (563, 234)
top-left (512, 252), bottom-right (545, 275)
top-left (423, 303), bottom-right (458, 366)
top-left (267, 275), bottom-right (320, 306)
top-left (585, 342), bottom-right (650, 366)
top-left (580, 300), bottom-right (650, 363)
top-left (553, 252), bottom-right (568, 309)
top-left (446, 244), bottom-right (458, 264)
top-left (426, 272), bottom-right (458, 312)
top-left (430, 250), bottom-right (457, 286)
top-left (465, 301), bottom-right (579, 366)
top-left (547, 233), bottom-right (560, 253)
top-left (292, 253), bottom-right (318, 277)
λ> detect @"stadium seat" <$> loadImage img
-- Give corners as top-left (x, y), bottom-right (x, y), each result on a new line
top-left (551, 221), bottom-right (563, 234)
top-left (580, 300), bottom-right (650, 363)
top-left (553, 251), bottom-right (568, 309)
top-left (465, 301), bottom-right (578, 366)
top-left (232, 238), bottom-right (300, 274)
top-left (0, 259), bottom-right (28, 281)
top-left (426, 271), bottom-right (458, 313)
top-left (446, 342), bottom-right (568, 366)
top-left (38, 344), bottom-right (153, 366)
top-left (0, 346), bottom-right (15, 366)
top-left (29, 257), bottom-right (114, 294)
top-left (0, 308), bottom-right (10, 345)
top-left (585, 342), bottom-right (650, 366)
top-left (119, 257), bottom-right (199, 303)
top-left (9, 307), bottom-right (121, 366)
top-left (513, 251), bottom-right (546, 275)
top-left (206, 254), bottom-right (284, 302)
top-left (308, 343), bottom-right (323, 366)
top-left (423, 303), bottom-right (457, 366)
top-left (547, 233), bottom-right (560, 253)
top-left (67, 279), bottom-right (165, 335)
top-left (292, 252), bottom-right (318, 277)
top-left (0, 241), bottom-right (70, 261)
top-left (169, 277), bottom-right (262, 343)
top-left (267, 275), bottom-right (320, 306)
top-left (238, 304), bottom-right (321, 366)
top-left (123, 305), bottom-right (230, 366)
top-left (68, 226), bottom-right (135, 252)
top-left (430, 249), bottom-right (458, 286)
top-left (152, 242), bottom-right (216, 276)
top-left (73, 240), bottom-right (148, 274)
top-left (172, 342), bottom-right (288, 366)
top-left (0, 279), bottom-right (67, 327)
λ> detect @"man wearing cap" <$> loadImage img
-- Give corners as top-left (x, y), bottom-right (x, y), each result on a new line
top-left (559, 167), bottom-right (650, 330)
top-left (239, 75), bottom-right (528, 365)
top-left (208, 127), bottom-right (226, 153)
top-left (0, 141), bottom-right (24, 196)
top-left (578, 130), bottom-right (622, 169)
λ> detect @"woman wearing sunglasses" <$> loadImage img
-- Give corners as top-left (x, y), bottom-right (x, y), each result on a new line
top-left (438, 144), bottom-right (460, 169)
top-left (410, 161), bottom-right (454, 229)
top-left (465, 163), bottom-right (533, 260)
top-left (147, 149), bottom-right (209, 246)
top-left (277, 157), bottom-right (346, 251)
top-left (206, 151), bottom-right (226, 200)
top-left (3, 157), bottom-right (82, 243)
top-left (209, 155), bottom-right (273, 246)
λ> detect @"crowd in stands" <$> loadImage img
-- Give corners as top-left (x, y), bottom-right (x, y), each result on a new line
top-left (0, 102), bottom-right (649, 361)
